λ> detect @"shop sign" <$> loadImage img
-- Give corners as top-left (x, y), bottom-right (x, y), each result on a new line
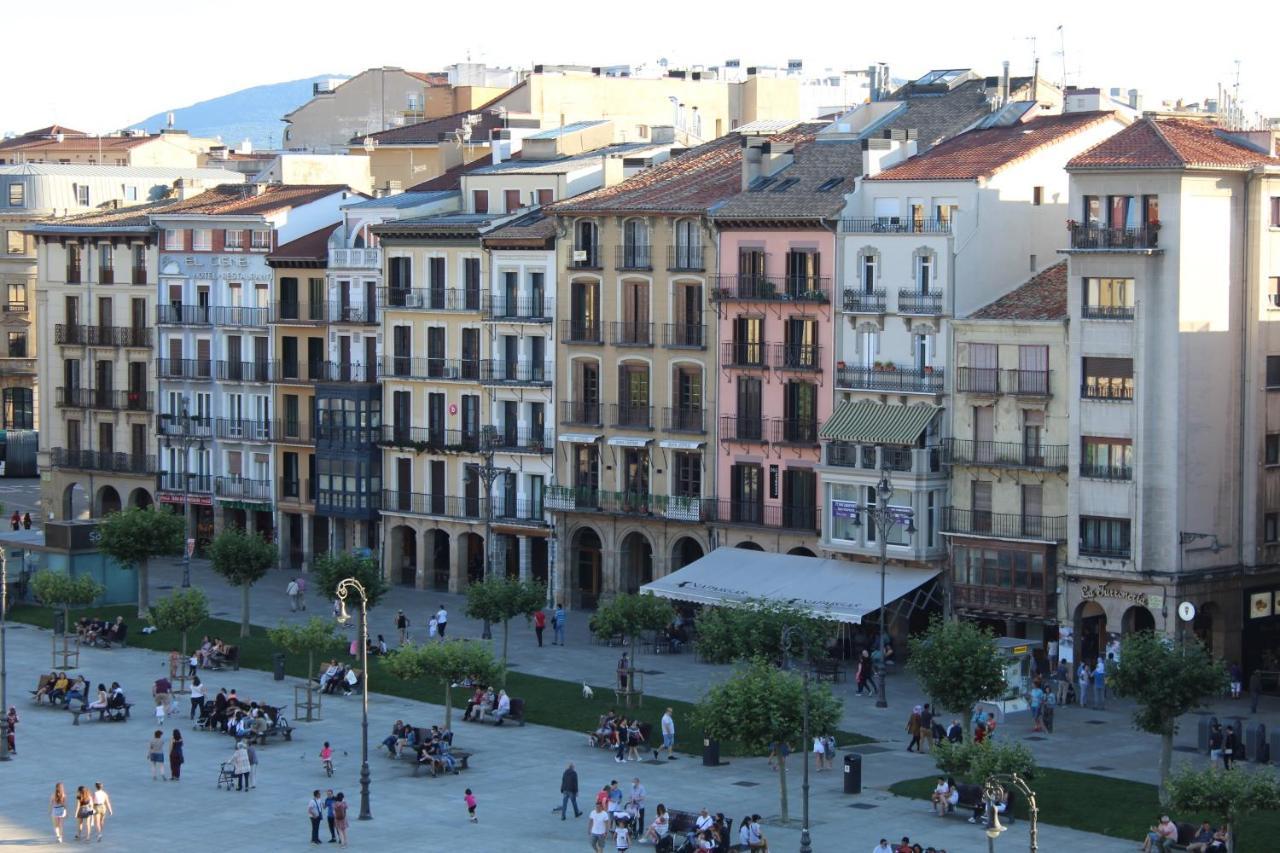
top-left (1080, 582), bottom-right (1149, 607)
top-left (158, 492), bottom-right (212, 507)
top-left (832, 499), bottom-right (860, 519)
top-left (218, 499), bottom-right (272, 512)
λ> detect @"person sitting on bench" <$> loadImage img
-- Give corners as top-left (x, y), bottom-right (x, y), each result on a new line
top-left (491, 690), bottom-right (512, 725)
top-left (48, 673), bottom-right (71, 705)
top-left (63, 676), bottom-right (88, 709)
top-left (970, 791), bottom-right (1009, 827)
top-left (34, 672), bottom-right (58, 703)
top-left (464, 687), bottom-right (493, 722)
top-left (87, 684), bottom-right (109, 714)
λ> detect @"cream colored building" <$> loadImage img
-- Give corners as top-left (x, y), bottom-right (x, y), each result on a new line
top-left (0, 125), bottom-right (219, 169)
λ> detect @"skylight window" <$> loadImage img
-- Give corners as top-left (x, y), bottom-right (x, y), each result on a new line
top-left (816, 177), bottom-right (845, 192)
top-left (770, 178), bottom-right (800, 193)
top-left (748, 176), bottom-right (777, 191)
top-left (915, 69), bottom-right (967, 86)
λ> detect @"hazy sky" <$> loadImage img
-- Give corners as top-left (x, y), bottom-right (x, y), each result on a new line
top-left (6, 0), bottom-right (1275, 133)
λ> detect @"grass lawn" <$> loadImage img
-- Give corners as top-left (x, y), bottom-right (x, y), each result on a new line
top-left (11, 603), bottom-right (871, 756)
top-left (890, 769), bottom-right (1279, 851)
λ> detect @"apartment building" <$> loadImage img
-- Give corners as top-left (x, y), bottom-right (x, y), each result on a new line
top-left (152, 184), bottom-right (356, 548)
top-left (709, 134), bottom-right (858, 554)
top-left (31, 203), bottom-right (162, 520)
top-left (820, 112), bottom-right (1126, 582)
top-left (0, 125), bottom-right (218, 169)
top-left (947, 262), bottom-right (1069, 638)
top-left (1060, 117), bottom-right (1280, 668)
top-left (1, 164), bottom-right (243, 430)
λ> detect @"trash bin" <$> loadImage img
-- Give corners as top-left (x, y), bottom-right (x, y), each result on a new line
top-left (1249, 723), bottom-right (1270, 764)
top-left (272, 653), bottom-right (286, 681)
top-left (702, 736), bottom-right (720, 767)
top-left (843, 752), bottom-right (862, 794)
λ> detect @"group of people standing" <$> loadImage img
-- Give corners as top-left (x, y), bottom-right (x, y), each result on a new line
top-left (48, 782), bottom-right (112, 844)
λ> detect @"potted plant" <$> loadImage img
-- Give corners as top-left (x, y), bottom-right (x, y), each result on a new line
top-left (836, 360), bottom-right (846, 369)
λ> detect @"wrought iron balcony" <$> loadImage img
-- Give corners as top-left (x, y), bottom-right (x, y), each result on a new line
top-left (51, 448), bottom-right (156, 475)
top-left (770, 342), bottom-right (822, 372)
top-left (484, 295), bottom-right (552, 323)
top-left (158, 472), bottom-right (212, 492)
top-left (158, 358), bottom-right (213, 381)
top-left (611, 403), bottom-right (653, 430)
top-left (483, 426), bottom-right (553, 455)
top-left (719, 415), bottom-right (767, 444)
top-left (215, 360), bottom-right (275, 383)
top-left (380, 356), bottom-right (480, 382)
top-left (55, 324), bottom-right (152, 347)
top-left (955, 367), bottom-right (999, 394)
top-left (615, 245), bottom-right (652, 270)
top-left (1079, 462), bottom-right (1133, 481)
top-left (56, 387), bottom-right (153, 412)
top-left (379, 425), bottom-right (482, 452)
top-left (1067, 223), bottom-right (1159, 251)
top-left (1082, 304), bottom-right (1135, 321)
top-left (720, 340), bottom-right (768, 370)
top-left (839, 217), bottom-right (952, 234)
top-left (943, 507), bottom-right (1067, 541)
top-left (560, 400), bottom-right (602, 426)
top-left (770, 417), bottom-right (820, 446)
top-left (157, 415), bottom-right (214, 440)
top-left (667, 245), bottom-right (706, 272)
top-left (662, 323), bottom-right (705, 349)
top-left (270, 301), bottom-right (330, 324)
top-left (842, 289), bottom-right (887, 313)
top-left (480, 360), bottom-right (552, 386)
top-left (711, 499), bottom-right (817, 531)
top-left (544, 486), bottom-right (711, 522)
top-left (213, 418), bottom-right (273, 442)
top-left (214, 476), bottom-right (272, 501)
top-left (945, 438), bottom-right (1068, 471)
top-left (1005, 370), bottom-right (1051, 397)
top-left (568, 242), bottom-right (602, 269)
top-left (836, 364), bottom-right (943, 394)
top-left (608, 321), bottom-right (654, 347)
top-left (663, 407), bottom-right (705, 433)
top-left (209, 306), bottom-right (268, 326)
top-left (157, 304), bottom-right (212, 325)
top-left (560, 319), bottom-right (603, 345)
top-left (380, 490), bottom-right (484, 520)
top-left (897, 289), bottom-right (943, 315)
top-left (712, 274), bottom-right (830, 303)
top-left (823, 443), bottom-right (943, 475)
top-left (381, 287), bottom-right (482, 312)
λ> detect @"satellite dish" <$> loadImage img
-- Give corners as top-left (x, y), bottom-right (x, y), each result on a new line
top-left (1178, 602), bottom-right (1196, 622)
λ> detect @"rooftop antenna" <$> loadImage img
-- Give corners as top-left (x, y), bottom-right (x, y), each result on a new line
top-left (1055, 24), bottom-right (1068, 90)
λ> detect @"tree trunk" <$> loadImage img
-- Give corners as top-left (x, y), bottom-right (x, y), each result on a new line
top-left (305, 650), bottom-right (316, 722)
top-left (1158, 728), bottom-right (1173, 800)
top-left (136, 558), bottom-right (150, 617)
top-left (778, 751), bottom-right (790, 824)
top-left (501, 618), bottom-right (510, 686)
top-left (1227, 819), bottom-right (1236, 853)
top-left (444, 682), bottom-right (453, 730)
top-left (239, 584), bottom-right (251, 638)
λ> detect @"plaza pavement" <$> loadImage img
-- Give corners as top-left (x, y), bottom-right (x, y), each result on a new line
top-left (0, 554), bottom-right (1271, 851)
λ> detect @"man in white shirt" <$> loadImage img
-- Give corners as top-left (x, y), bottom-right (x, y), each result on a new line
top-left (659, 708), bottom-right (677, 760)
top-left (287, 578), bottom-right (300, 612)
top-left (435, 605), bottom-right (448, 639)
top-left (628, 778), bottom-right (646, 833)
top-left (872, 840), bottom-right (894, 853)
top-left (308, 790), bottom-right (325, 845)
top-left (588, 803), bottom-right (610, 852)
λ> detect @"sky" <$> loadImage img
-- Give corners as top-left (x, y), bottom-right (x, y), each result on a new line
top-left (5, 0), bottom-right (1276, 134)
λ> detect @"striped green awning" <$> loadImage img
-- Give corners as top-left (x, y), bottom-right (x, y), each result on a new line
top-left (820, 400), bottom-right (940, 445)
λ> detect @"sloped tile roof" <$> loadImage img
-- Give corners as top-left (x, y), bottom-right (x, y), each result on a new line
top-left (711, 139), bottom-right (861, 221)
top-left (406, 155), bottom-right (493, 191)
top-left (1068, 116), bottom-right (1280, 170)
top-left (353, 82), bottom-right (531, 146)
top-left (969, 261), bottom-right (1067, 321)
top-left (25, 199), bottom-right (180, 231)
top-left (267, 222), bottom-right (340, 262)
top-left (551, 122), bottom-right (826, 215)
top-left (868, 112), bottom-right (1118, 182)
top-left (872, 77), bottom-right (1041, 152)
top-left (156, 183), bottom-right (354, 217)
top-left (483, 210), bottom-right (557, 245)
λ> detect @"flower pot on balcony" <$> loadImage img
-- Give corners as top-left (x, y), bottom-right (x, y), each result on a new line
top-left (923, 366), bottom-right (934, 375)
top-left (836, 361), bottom-right (846, 369)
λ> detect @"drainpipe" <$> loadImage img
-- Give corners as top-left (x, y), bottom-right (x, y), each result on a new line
top-left (1236, 173), bottom-right (1252, 579)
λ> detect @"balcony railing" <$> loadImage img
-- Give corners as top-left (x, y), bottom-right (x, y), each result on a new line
top-left (329, 248), bottom-right (382, 269)
top-left (615, 245), bottom-right (652, 270)
top-left (836, 364), bottom-right (943, 394)
top-left (210, 306), bottom-right (268, 326)
top-left (839, 217), bottom-right (952, 234)
top-left (480, 360), bottom-right (552, 386)
top-left (215, 360), bottom-right (275, 383)
top-left (132, 265), bottom-right (148, 285)
top-left (51, 448), bottom-right (156, 475)
top-left (1082, 304), bottom-right (1135, 321)
top-left (380, 356), bottom-right (480, 381)
top-left (720, 341), bottom-right (768, 370)
top-left (4, 301), bottom-right (28, 314)
top-left (270, 301), bottom-right (330, 324)
top-left (711, 499), bottom-right (818, 531)
top-left (99, 266), bottom-right (114, 285)
top-left (157, 358), bottom-right (213, 381)
top-left (943, 507), bottom-right (1067, 541)
top-left (55, 387), bottom-right (153, 412)
top-left (611, 403), bottom-right (653, 430)
top-left (712, 274), bottom-right (830, 303)
top-left (770, 418), bottom-right (820, 446)
top-left (157, 415), bottom-right (214, 440)
top-left (378, 425), bottom-right (481, 453)
top-left (955, 367), bottom-right (999, 394)
top-left (214, 418), bottom-right (273, 442)
top-left (663, 407), bottom-right (705, 433)
top-left (823, 443), bottom-right (943, 475)
top-left (1082, 379), bottom-right (1134, 401)
top-left (771, 342), bottom-right (822, 372)
top-left (897, 289), bottom-right (943, 315)
top-left (485, 295), bottom-right (552, 322)
top-left (314, 420), bottom-right (380, 448)
top-left (1078, 541), bottom-right (1131, 558)
top-left (214, 476), bottom-right (272, 501)
top-left (490, 497), bottom-right (550, 526)
top-left (1079, 462), bottom-right (1133, 481)
top-left (843, 289), bottom-right (887, 313)
top-left (953, 584), bottom-right (1052, 619)
top-left (482, 426), bottom-right (554, 454)
top-left (157, 304), bottom-right (212, 325)
top-left (945, 438), bottom-right (1068, 471)
top-left (954, 368), bottom-right (1052, 396)
top-left (158, 472), bottom-right (213, 493)
top-left (662, 323), bottom-right (705, 349)
top-left (1006, 370), bottom-right (1051, 397)
top-left (569, 242), bottom-right (602, 269)
top-left (668, 245), bottom-right (706, 272)
top-left (1068, 223), bottom-right (1159, 251)
top-left (328, 302), bottom-right (379, 324)
top-left (380, 490), bottom-right (484, 520)
top-left (560, 319), bottom-right (602, 345)
top-left (55, 324), bottom-right (152, 347)
top-left (544, 486), bottom-right (711, 522)
top-left (381, 287), bottom-right (482, 312)
top-left (278, 478), bottom-right (316, 503)
top-left (272, 420), bottom-right (314, 444)
top-left (719, 415), bottom-right (767, 444)
top-left (308, 361), bottom-right (378, 384)
top-left (608, 321), bottom-right (654, 347)
top-left (560, 400), bottom-right (602, 426)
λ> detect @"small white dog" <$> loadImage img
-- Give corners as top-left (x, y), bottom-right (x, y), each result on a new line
top-left (581, 682), bottom-right (594, 700)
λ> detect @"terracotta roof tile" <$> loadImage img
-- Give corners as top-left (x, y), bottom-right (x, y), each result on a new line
top-left (406, 155), bottom-right (493, 192)
top-left (267, 222), bottom-right (339, 262)
top-left (156, 183), bottom-right (355, 217)
top-left (483, 210), bottom-right (557, 245)
top-left (969, 261), bottom-right (1067, 321)
top-left (868, 112), bottom-right (1119, 182)
top-left (1068, 116), bottom-right (1280, 170)
top-left (711, 139), bottom-right (861, 221)
top-left (354, 81), bottom-right (531, 146)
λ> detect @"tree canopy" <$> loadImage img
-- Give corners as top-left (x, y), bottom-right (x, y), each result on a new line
top-left (1166, 764), bottom-right (1280, 853)
top-left (150, 587), bottom-right (209, 661)
top-left (267, 617), bottom-right (343, 720)
top-left (932, 738), bottom-right (1036, 784)
top-left (96, 507), bottom-right (184, 616)
top-left (208, 526), bottom-right (278, 638)
top-left (382, 639), bottom-right (503, 728)
top-left (692, 600), bottom-right (835, 665)
top-left (907, 617), bottom-right (1006, 733)
top-left (1110, 631), bottom-right (1228, 794)
top-left (465, 575), bottom-right (546, 679)
top-left (311, 552), bottom-right (389, 610)
top-left (29, 570), bottom-right (103, 633)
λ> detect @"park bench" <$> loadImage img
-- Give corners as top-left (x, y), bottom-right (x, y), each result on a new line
top-left (665, 810), bottom-right (733, 847)
top-left (412, 748), bottom-right (472, 777)
top-left (587, 721), bottom-right (652, 750)
top-left (29, 674), bottom-right (53, 703)
top-left (949, 784), bottom-right (1016, 824)
top-left (312, 665), bottom-right (362, 695)
top-left (246, 705), bottom-right (293, 743)
top-left (204, 645), bottom-right (240, 671)
top-left (70, 702), bottom-right (133, 725)
top-left (476, 697), bottom-right (525, 726)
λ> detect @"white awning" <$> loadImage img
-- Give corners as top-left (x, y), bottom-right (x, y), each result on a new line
top-left (640, 546), bottom-right (939, 625)
top-left (607, 436), bottom-right (652, 447)
top-left (558, 433), bottom-right (602, 444)
top-left (659, 439), bottom-right (705, 450)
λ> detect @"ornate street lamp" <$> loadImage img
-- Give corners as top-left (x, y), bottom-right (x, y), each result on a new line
top-left (335, 578), bottom-right (372, 820)
top-left (781, 625), bottom-right (812, 853)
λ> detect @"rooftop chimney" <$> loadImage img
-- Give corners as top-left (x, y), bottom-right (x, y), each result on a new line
top-left (741, 139), bottom-right (765, 190)
top-left (1000, 61), bottom-right (1010, 108)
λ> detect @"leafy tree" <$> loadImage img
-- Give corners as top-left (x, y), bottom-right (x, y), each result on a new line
top-left (693, 658), bottom-right (842, 824)
top-left (29, 570), bottom-right (103, 635)
top-left (464, 576), bottom-right (547, 681)
top-left (267, 617), bottom-right (343, 721)
top-left (149, 587), bottom-right (209, 669)
top-left (208, 526), bottom-right (278, 638)
top-left (908, 617), bottom-right (1006, 739)
top-left (96, 507), bottom-right (184, 617)
top-left (1110, 631), bottom-right (1229, 795)
top-left (932, 738), bottom-right (1036, 783)
top-left (588, 592), bottom-right (673, 687)
top-left (692, 600), bottom-right (835, 665)
top-left (382, 640), bottom-right (503, 728)
top-left (1166, 764), bottom-right (1280, 853)
top-left (311, 552), bottom-right (389, 655)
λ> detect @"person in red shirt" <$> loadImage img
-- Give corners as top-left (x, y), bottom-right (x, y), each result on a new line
top-left (533, 609), bottom-right (547, 647)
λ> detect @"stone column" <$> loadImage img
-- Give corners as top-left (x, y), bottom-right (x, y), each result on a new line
top-left (519, 535), bottom-right (532, 581)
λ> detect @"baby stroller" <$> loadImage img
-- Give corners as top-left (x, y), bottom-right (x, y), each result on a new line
top-left (216, 761), bottom-right (238, 791)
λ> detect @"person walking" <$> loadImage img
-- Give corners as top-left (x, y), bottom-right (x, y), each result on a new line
top-left (1249, 669), bottom-right (1263, 714)
top-left (168, 729), bottom-right (184, 781)
top-left (659, 707), bottom-right (677, 760)
top-left (148, 730), bottom-right (167, 780)
top-left (435, 604), bottom-right (448, 639)
top-left (91, 782), bottom-right (113, 842)
top-left (287, 578), bottom-right (301, 612)
top-left (395, 610), bottom-right (409, 646)
top-left (296, 575), bottom-right (307, 610)
top-left (324, 789), bottom-right (337, 842)
top-left (1053, 659), bottom-right (1070, 706)
top-left (333, 792), bottom-right (349, 847)
top-left (1077, 661), bottom-right (1090, 708)
top-left (74, 785), bottom-right (93, 842)
top-left (230, 741), bottom-right (251, 791)
top-left (629, 777), bottom-right (647, 832)
top-left (1042, 688), bottom-right (1056, 734)
top-left (49, 782), bottom-right (68, 844)
top-left (557, 761), bottom-right (582, 819)
top-left (464, 788), bottom-right (478, 823)
top-left (589, 801), bottom-right (610, 852)
top-left (905, 706), bottom-right (923, 752)
top-left (247, 742), bottom-right (259, 788)
top-left (1093, 658), bottom-right (1108, 710)
top-left (1229, 662), bottom-right (1243, 699)
top-left (308, 790), bottom-right (325, 845)
top-left (920, 704), bottom-right (935, 753)
top-left (553, 602), bottom-right (566, 646)
top-left (1223, 725), bottom-right (1239, 769)
top-left (9, 510), bottom-right (19, 531)
top-left (1029, 681), bottom-right (1045, 733)
top-left (533, 607), bottom-right (546, 647)
top-left (189, 676), bottom-right (206, 720)
top-left (22, 512), bottom-right (31, 530)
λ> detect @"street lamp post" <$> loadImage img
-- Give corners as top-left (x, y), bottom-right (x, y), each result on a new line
top-left (852, 460), bottom-right (915, 710)
top-left (0, 550), bottom-right (10, 761)
top-left (469, 432), bottom-right (509, 640)
top-left (335, 578), bottom-right (372, 820)
top-left (982, 773), bottom-right (1039, 853)
top-left (780, 625), bottom-right (812, 853)
top-left (170, 399), bottom-right (204, 589)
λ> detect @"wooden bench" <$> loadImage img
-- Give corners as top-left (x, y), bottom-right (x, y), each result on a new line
top-left (70, 702), bottom-right (133, 726)
top-left (313, 666), bottom-right (362, 695)
top-left (204, 645), bottom-right (240, 671)
top-left (412, 748), bottom-right (472, 777)
top-left (29, 674), bottom-right (53, 704)
top-left (247, 706), bottom-right (293, 743)
top-left (477, 697), bottom-right (525, 726)
top-left (949, 784), bottom-right (1016, 825)
top-left (666, 810), bottom-right (732, 846)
